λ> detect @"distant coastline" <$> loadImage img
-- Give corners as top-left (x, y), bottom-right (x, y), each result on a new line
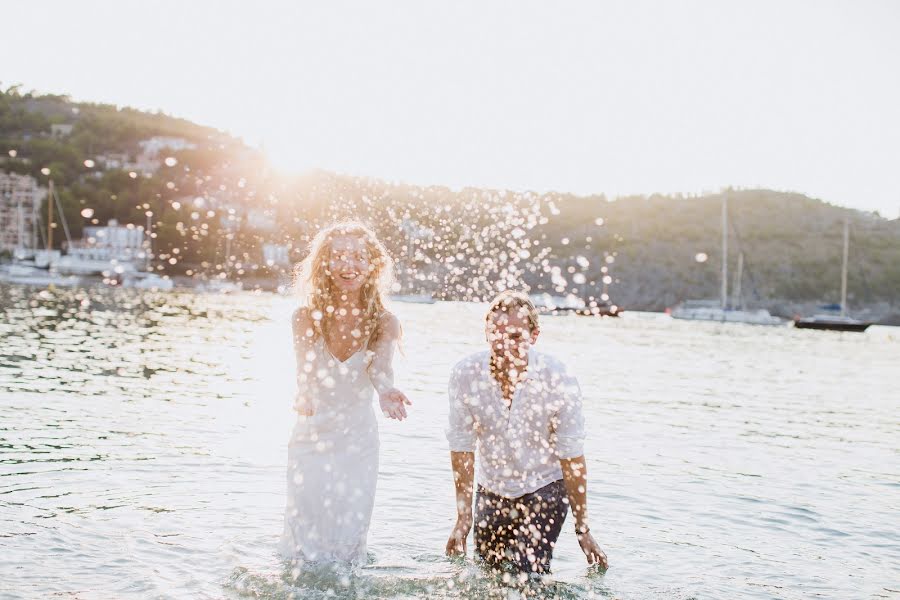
top-left (1, 87), bottom-right (898, 321)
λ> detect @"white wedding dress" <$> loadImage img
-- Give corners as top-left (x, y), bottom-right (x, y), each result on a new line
top-left (279, 338), bottom-right (379, 565)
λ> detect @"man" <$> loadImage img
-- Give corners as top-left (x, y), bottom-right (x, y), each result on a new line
top-left (445, 290), bottom-right (608, 575)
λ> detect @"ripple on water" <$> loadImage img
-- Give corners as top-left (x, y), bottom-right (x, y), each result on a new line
top-left (0, 285), bottom-right (897, 599)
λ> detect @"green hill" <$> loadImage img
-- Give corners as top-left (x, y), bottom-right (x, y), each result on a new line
top-left (2, 86), bottom-right (898, 318)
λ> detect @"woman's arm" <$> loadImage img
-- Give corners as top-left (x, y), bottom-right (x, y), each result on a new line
top-left (367, 312), bottom-right (411, 420)
top-left (292, 308), bottom-right (317, 415)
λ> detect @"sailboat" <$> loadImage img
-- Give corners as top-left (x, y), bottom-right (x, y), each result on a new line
top-left (389, 217), bottom-right (436, 303)
top-left (671, 194), bottom-right (783, 325)
top-left (120, 210), bottom-right (174, 290)
top-left (196, 226), bottom-right (242, 293)
top-left (794, 220), bottom-right (871, 332)
top-left (0, 178), bottom-right (82, 287)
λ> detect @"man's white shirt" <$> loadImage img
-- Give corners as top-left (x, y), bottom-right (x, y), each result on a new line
top-left (446, 348), bottom-right (586, 498)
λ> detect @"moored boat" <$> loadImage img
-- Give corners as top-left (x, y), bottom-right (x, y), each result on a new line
top-left (794, 314), bottom-right (871, 332)
top-left (793, 221), bottom-right (870, 333)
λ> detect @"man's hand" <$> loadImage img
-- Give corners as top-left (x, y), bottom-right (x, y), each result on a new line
top-left (445, 516), bottom-right (472, 557)
top-left (294, 391), bottom-right (315, 416)
top-left (577, 530), bottom-right (608, 569)
top-left (379, 388), bottom-right (411, 420)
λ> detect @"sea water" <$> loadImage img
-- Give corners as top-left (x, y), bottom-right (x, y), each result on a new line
top-left (1, 285), bottom-right (897, 599)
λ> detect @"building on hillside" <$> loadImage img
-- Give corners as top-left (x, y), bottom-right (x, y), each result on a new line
top-left (0, 172), bottom-right (44, 256)
top-left (123, 156), bottom-right (162, 175)
top-left (50, 123), bottom-right (74, 138)
top-left (246, 209), bottom-right (276, 232)
top-left (117, 136), bottom-right (198, 175)
top-left (139, 136), bottom-right (196, 157)
top-left (95, 153), bottom-right (130, 170)
top-left (263, 243), bottom-right (290, 267)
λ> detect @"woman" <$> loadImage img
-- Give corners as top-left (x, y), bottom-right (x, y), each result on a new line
top-left (279, 222), bottom-right (411, 566)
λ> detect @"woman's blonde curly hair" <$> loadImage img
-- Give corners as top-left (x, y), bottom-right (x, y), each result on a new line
top-left (294, 221), bottom-right (395, 344)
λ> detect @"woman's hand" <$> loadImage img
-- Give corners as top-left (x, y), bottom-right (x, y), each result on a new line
top-left (294, 391), bottom-right (316, 416)
top-left (378, 388), bottom-right (411, 420)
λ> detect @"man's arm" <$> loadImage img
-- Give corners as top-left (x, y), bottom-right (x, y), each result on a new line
top-left (445, 363), bottom-right (476, 556)
top-left (554, 362), bottom-right (608, 569)
top-left (446, 450), bottom-right (475, 556)
top-left (560, 456), bottom-right (608, 569)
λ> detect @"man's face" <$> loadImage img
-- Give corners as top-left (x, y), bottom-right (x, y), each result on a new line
top-left (485, 308), bottom-right (538, 362)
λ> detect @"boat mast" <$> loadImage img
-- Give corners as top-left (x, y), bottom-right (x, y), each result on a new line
top-left (840, 219), bottom-right (849, 317)
top-left (733, 252), bottom-right (744, 311)
top-left (145, 211), bottom-right (153, 272)
top-left (52, 184), bottom-right (73, 249)
top-left (32, 190), bottom-right (38, 252)
top-left (721, 193), bottom-right (728, 310)
top-left (47, 179), bottom-right (54, 251)
top-left (16, 196), bottom-right (25, 255)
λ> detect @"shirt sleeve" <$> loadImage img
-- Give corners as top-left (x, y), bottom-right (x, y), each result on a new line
top-left (446, 364), bottom-right (477, 453)
top-left (553, 364), bottom-right (586, 459)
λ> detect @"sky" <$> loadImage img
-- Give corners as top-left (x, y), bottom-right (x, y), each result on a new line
top-left (3, 0), bottom-right (900, 217)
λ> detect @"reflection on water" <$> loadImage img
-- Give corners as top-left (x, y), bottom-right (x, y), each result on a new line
top-left (0, 284), bottom-right (897, 599)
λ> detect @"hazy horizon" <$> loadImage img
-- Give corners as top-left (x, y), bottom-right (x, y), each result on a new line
top-left (3, 0), bottom-right (899, 217)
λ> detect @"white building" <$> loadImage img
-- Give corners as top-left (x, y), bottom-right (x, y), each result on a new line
top-left (263, 243), bottom-right (290, 267)
top-left (138, 136), bottom-right (196, 157)
top-left (246, 209), bottom-right (276, 232)
top-left (0, 172), bottom-right (44, 256)
top-left (95, 152), bottom-right (130, 170)
top-left (115, 136), bottom-right (198, 175)
top-left (58, 219), bottom-right (147, 274)
top-left (51, 123), bottom-right (74, 138)
top-left (124, 156), bottom-right (162, 175)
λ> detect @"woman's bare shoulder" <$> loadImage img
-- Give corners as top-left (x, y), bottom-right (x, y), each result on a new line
top-left (377, 311), bottom-right (401, 339)
top-left (292, 307), bottom-right (314, 330)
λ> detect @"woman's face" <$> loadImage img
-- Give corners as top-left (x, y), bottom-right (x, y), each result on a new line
top-left (326, 235), bottom-right (372, 294)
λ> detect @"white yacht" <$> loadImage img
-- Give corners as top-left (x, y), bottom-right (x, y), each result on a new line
top-left (196, 278), bottom-right (243, 294)
top-left (0, 262), bottom-right (82, 287)
top-left (671, 299), bottom-right (784, 325)
top-left (0, 180), bottom-right (82, 288)
top-left (389, 293), bottom-right (436, 304)
top-left (121, 271), bottom-right (174, 291)
top-left (529, 292), bottom-right (586, 315)
top-left (671, 194), bottom-right (783, 326)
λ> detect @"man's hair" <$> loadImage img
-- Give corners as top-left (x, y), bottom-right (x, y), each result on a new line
top-left (485, 291), bottom-right (540, 332)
